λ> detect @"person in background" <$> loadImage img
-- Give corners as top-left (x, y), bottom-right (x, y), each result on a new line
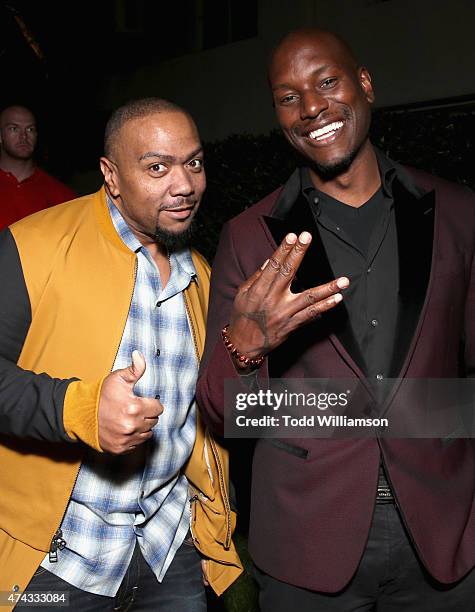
top-left (0, 104), bottom-right (75, 228)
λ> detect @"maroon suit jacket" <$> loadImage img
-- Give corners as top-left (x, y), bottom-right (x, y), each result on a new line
top-left (196, 158), bottom-right (475, 592)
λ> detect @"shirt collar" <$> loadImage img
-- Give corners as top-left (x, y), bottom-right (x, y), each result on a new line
top-left (0, 166), bottom-right (39, 185)
top-left (374, 149), bottom-right (398, 197)
top-left (300, 147), bottom-right (400, 202)
top-left (170, 249), bottom-right (197, 285)
top-left (107, 195), bottom-right (197, 283)
top-left (107, 196), bottom-right (143, 253)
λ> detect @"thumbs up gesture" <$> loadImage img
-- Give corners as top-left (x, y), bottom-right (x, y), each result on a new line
top-left (97, 350), bottom-right (163, 454)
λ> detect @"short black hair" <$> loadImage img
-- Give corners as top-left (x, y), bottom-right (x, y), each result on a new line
top-left (103, 97), bottom-right (189, 158)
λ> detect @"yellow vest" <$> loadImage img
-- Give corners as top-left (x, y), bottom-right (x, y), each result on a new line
top-left (0, 188), bottom-right (242, 608)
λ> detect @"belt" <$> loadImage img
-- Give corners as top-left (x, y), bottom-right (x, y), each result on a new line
top-left (376, 485), bottom-right (395, 504)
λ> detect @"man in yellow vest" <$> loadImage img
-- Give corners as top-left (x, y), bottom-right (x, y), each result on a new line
top-left (0, 97), bottom-right (241, 611)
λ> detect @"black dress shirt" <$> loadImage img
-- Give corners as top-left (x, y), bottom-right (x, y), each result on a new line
top-left (301, 155), bottom-right (400, 383)
top-left (300, 153), bottom-right (413, 493)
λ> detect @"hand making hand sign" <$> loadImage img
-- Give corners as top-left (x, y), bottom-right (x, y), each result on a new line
top-left (225, 231), bottom-right (349, 371)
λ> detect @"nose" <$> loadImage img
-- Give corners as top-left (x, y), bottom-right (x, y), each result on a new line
top-left (300, 91), bottom-right (329, 120)
top-left (169, 166), bottom-right (194, 197)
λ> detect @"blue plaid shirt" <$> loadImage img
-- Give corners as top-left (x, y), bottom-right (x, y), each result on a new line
top-left (41, 199), bottom-right (198, 596)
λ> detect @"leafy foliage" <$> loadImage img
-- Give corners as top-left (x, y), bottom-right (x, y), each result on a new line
top-left (194, 103), bottom-right (474, 262)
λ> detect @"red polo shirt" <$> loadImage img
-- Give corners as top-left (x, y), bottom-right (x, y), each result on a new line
top-left (0, 167), bottom-right (76, 229)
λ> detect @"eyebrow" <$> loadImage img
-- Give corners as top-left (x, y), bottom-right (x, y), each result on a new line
top-left (5, 122), bottom-right (36, 127)
top-left (272, 64), bottom-right (334, 91)
top-left (139, 146), bottom-right (203, 162)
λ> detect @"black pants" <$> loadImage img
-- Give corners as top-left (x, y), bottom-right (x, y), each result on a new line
top-left (20, 537), bottom-right (206, 611)
top-left (254, 503), bottom-right (475, 611)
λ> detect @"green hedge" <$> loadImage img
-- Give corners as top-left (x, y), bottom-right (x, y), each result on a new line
top-left (194, 102), bottom-right (474, 262)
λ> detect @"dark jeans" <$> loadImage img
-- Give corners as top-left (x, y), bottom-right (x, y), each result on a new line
top-left (254, 504), bottom-right (475, 612)
top-left (21, 537), bottom-right (206, 611)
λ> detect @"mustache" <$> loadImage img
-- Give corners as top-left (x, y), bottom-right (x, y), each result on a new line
top-left (160, 197), bottom-right (195, 211)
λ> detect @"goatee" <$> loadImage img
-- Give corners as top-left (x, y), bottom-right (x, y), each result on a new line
top-left (154, 220), bottom-right (196, 252)
top-left (311, 147), bottom-right (360, 180)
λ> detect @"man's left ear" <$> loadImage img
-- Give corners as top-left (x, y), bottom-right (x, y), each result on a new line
top-left (359, 67), bottom-right (375, 104)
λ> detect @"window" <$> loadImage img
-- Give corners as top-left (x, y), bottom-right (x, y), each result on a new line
top-left (112, 0), bottom-right (258, 60)
top-left (202, 0), bottom-right (258, 50)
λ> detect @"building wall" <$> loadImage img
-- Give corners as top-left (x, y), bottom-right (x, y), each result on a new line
top-left (100, 0), bottom-right (475, 141)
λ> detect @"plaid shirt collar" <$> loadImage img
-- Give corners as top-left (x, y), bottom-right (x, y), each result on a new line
top-left (106, 195), bottom-right (197, 286)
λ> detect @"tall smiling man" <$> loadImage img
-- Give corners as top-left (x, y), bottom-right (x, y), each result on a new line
top-left (197, 29), bottom-right (475, 610)
top-left (0, 98), bottom-right (241, 611)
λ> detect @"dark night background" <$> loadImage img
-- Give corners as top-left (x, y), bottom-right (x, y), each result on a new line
top-left (1, 2), bottom-right (474, 610)
top-left (1, 1), bottom-right (474, 266)
top-left (0, 0), bottom-right (260, 188)
top-left (1, 1), bottom-right (136, 179)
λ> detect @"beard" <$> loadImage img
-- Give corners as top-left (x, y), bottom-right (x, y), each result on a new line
top-left (309, 141), bottom-right (364, 180)
top-left (154, 218), bottom-right (196, 252)
top-left (311, 150), bottom-right (358, 179)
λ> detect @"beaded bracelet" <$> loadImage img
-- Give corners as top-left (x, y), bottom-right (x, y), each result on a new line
top-left (221, 324), bottom-right (265, 370)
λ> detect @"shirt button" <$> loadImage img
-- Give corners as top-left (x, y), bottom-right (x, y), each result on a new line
top-left (156, 348), bottom-right (161, 357)
top-left (376, 373), bottom-right (384, 381)
top-left (156, 301), bottom-right (161, 308)
top-left (371, 319), bottom-right (378, 327)
top-left (336, 226), bottom-right (341, 231)
top-left (367, 267), bottom-right (372, 273)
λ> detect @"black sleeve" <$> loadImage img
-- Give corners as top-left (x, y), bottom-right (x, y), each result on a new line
top-left (0, 228), bottom-right (77, 442)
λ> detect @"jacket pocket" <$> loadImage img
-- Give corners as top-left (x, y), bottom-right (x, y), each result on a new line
top-left (263, 438), bottom-right (309, 459)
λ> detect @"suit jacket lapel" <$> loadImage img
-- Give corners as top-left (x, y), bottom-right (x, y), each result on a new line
top-left (260, 170), bottom-right (367, 374)
top-left (388, 178), bottom-right (435, 377)
top-left (259, 165), bottom-right (436, 382)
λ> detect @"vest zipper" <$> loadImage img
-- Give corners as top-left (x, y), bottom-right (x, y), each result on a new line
top-left (208, 435), bottom-right (232, 549)
top-left (48, 257), bottom-right (138, 563)
top-left (183, 288), bottom-right (200, 365)
top-left (48, 529), bottom-right (66, 563)
top-left (183, 289), bottom-right (233, 550)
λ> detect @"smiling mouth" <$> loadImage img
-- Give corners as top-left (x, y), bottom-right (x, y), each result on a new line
top-left (305, 121), bottom-right (344, 142)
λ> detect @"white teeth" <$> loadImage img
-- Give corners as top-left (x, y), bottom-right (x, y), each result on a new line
top-left (308, 121), bottom-right (344, 140)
